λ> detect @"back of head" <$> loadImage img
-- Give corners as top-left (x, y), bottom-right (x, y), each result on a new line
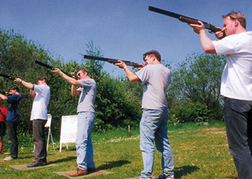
top-left (222, 11), bottom-right (246, 29)
top-left (143, 50), bottom-right (161, 62)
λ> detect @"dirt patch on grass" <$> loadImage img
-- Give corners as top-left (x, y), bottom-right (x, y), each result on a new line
top-left (202, 128), bottom-right (226, 134)
top-left (202, 128), bottom-right (224, 131)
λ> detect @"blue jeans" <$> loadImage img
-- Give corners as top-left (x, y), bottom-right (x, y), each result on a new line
top-left (140, 108), bottom-right (174, 179)
top-left (76, 112), bottom-right (96, 170)
top-left (223, 97), bottom-right (252, 179)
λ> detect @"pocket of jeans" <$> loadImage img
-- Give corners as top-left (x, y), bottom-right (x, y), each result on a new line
top-left (230, 99), bottom-right (251, 113)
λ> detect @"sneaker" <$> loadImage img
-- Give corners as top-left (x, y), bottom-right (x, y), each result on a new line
top-left (4, 156), bottom-right (17, 161)
top-left (155, 173), bottom-right (175, 179)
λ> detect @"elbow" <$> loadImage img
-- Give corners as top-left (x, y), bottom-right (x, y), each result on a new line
top-left (203, 47), bottom-right (216, 54)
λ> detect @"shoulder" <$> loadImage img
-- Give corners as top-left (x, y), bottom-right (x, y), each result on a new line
top-left (79, 79), bottom-right (96, 86)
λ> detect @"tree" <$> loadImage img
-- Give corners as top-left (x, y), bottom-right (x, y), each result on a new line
top-left (167, 53), bottom-right (226, 122)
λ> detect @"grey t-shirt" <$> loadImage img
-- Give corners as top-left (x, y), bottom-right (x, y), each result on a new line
top-left (136, 64), bottom-right (171, 109)
top-left (77, 79), bottom-right (96, 113)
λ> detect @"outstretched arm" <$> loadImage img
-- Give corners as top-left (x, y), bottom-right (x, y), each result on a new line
top-left (189, 21), bottom-right (216, 54)
top-left (52, 68), bottom-right (82, 87)
top-left (14, 78), bottom-right (35, 97)
top-left (114, 60), bottom-right (140, 82)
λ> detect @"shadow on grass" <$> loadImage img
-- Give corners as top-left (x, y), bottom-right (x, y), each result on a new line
top-left (174, 165), bottom-right (200, 178)
top-left (97, 160), bottom-right (131, 170)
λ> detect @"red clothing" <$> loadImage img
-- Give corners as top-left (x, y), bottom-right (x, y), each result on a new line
top-left (0, 106), bottom-right (8, 122)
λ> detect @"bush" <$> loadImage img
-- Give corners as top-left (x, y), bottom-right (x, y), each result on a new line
top-left (169, 102), bottom-right (212, 123)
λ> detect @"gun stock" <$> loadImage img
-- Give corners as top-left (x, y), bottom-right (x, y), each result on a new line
top-left (84, 55), bottom-right (142, 68)
top-left (148, 6), bottom-right (221, 33)
top-left (35, 60), bottom-right (73, 77)
top-left (0, 73), bottom-right (15, 80)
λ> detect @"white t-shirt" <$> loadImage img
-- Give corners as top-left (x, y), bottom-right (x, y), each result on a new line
top-left (77, 79), bottom-right (96, 113)
top-left (136, 64), bottom-right (171, 109)
top-left (30, 84), bottom-right (50, 120)
top-left (213, 31), bottom-right (252, 100)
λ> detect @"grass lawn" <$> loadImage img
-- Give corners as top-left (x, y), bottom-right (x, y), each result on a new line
top-left (0, 121), bottom-right (237, 178)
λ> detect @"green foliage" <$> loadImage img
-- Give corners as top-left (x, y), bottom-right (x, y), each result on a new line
top-left (94, 75), bottom-right (141, 131)
top-left (0, 29), bottom-right (142, 135)
top-left (168, 53), bottom-right (226, 121)
top-left (169, 102), bottom-right (212, 123)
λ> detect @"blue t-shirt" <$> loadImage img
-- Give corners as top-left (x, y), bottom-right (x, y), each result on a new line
top-left (7, 94), bottom-right (23, 122)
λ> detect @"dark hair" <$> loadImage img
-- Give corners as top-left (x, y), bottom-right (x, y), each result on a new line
top-left (9, 86), bottom-right (20, 92)
top-left (143, 50), bottom-right (161, 62)
top-left (222, 11), bottom-right (246, 29)
top-left (37, 76), bottom-right (48, 84)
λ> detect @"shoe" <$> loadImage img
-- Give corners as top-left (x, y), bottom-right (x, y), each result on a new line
top-left (42, 159), bottom-right (47, 165)
top-left (87, 167), bottom-right (96, 173)
top-left (155, 173), bottom-right (175, 179)
top-left (69, 168), bottom-right (88, 177)
top-left (4, 156), bottom-right (17, 161)
top-left (27, 161), bottom-right (44, 167)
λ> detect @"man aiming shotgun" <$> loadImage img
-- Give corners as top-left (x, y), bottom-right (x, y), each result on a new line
top-left (188, 11), bottom-right (252, 178)
top-left (114, 50), bottom-right (174, 179)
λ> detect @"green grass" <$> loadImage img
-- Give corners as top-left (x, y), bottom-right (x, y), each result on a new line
top-left (0, 121), bottom-right (237, 178)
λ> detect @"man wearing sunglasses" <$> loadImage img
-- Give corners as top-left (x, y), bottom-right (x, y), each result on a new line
top-left (52, 68), bottom-right (96, 177)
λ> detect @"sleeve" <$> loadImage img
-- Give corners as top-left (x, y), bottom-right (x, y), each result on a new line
top-left (33, 84), bottom-right (45, 94)
top-left (135, 66), bottom-right (150, 84)
top-left (212, 35), bottom-right (239, 55)
top-left (2, 107), bottom-right (8, 116)
top-left (79, 79), bottom-right (94, 87)
top-left (7, 95), bottom-right (20, 103)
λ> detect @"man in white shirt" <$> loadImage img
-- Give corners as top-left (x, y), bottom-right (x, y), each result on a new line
top-left (15, 76), bottom-right (50, 167)
top-left (189, 11), bottom-right (252, 178)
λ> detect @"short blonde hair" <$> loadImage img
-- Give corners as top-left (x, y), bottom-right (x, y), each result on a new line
top-left (222, 11), bottom-right (246, 29)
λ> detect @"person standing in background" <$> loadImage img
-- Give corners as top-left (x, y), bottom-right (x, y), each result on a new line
top-left (0, 86), bottom-right (23, 161)
top-left (0, 98), bottom-right (8, 155)
top-left (14, 76), bottom-right (50, 167)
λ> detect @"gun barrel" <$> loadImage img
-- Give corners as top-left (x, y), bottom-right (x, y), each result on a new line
top-left (35, 60), bottom-right (72, 77)
top-left (35, 60), bottom-right (54, 69)
top-left (84, 55), bottom-right (142, 67)
top-left (148, 6), bottom-right (220, 33)
top-left (0, 73), bottom-right (15, 80)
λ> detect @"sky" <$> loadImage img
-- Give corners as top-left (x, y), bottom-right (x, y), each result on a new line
top-left (1, 0), bottom-right (252, 77)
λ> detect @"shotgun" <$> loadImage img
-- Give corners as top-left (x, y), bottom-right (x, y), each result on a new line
top-left (83, 55), bottom-right (142, 68)
top-left (35, 60), bottom-right (72, 77)
top-left (148, 6), bottom-right (221, 33)
top-left (0, 73), bottom-right (15, 80)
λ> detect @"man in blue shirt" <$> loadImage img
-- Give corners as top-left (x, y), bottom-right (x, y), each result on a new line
top-left (0, 86), bottom-right (23, 161)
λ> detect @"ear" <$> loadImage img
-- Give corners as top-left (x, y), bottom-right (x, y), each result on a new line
top-left (234, 19), bottom-right (239, 27)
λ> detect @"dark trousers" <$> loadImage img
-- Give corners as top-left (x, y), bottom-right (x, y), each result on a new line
top-left (33, 119), bottom-right (47, 163)
top-left (223, 97), bottom-right (252, 179)
top-left (6, 120), bottom-right (19, 159)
